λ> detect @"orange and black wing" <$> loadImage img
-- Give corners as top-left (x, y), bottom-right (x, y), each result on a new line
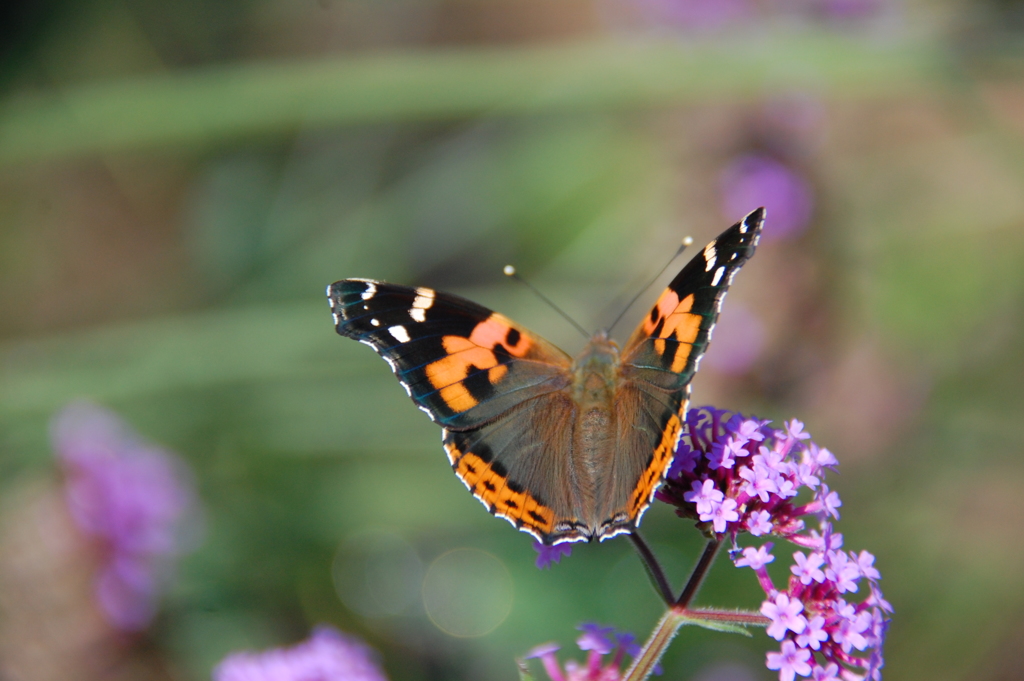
top-left (610, 208), bottom-right (765, 535)
top-left (328, 280), bottom-right (579, 542)
top-left (328, 280), bottom-right (572, 429)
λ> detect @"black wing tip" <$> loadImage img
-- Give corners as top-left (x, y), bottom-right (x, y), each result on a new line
top-left (735, 207), bottom-right (766, 238)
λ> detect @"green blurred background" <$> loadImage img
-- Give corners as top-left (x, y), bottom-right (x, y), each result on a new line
top-left (1, 0), bottom-right (1024, 679)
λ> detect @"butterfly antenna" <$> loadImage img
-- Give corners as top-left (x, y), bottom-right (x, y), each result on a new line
top-left (606, 236), bottom-right (694, 335)
top-left (504, 265), bottom-right (591, 340)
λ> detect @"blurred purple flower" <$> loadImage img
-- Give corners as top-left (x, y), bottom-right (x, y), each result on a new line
top-left (52, 401), bottom-right (199, 631)
top-left (721, 155), bottom-right (814, 241)
top-left (702, 302), bottom-right (766, 375)
top-left (213, 625), bottom-right (388, 681)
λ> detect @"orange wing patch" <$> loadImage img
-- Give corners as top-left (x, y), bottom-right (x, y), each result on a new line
top-left (446, 443), bottom-right (555, 537)
top-left (633, 292), bottom-right (703, 372)
top-left (644, 292), bottom-right (702, 343)
top-left (628, 411), bottom-right (683, 518)
top-left (424, 314), bottom-right (536, 414)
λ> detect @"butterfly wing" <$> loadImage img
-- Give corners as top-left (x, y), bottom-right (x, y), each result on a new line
top-left (442, 397), bottom-right (592, 544)
top-left (328, 279), bottom-right (582, 542)
top-left (606, 208), bottom-right (765, 536)
top-left (328, 279), bottom-right (573, 429)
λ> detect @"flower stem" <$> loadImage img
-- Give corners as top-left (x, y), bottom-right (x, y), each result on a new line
top-left (622, 608), bottom-right (687, 681)
top-left (622, 539), bottom-right (726, 681)
top-left (684, 608), bottom-right (770, 626)
top-left (628, 530), bottom-right (675, 606)
top-left (676, 538), bottom-right (721, 607)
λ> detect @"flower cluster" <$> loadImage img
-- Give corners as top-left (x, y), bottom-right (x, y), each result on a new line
top-left (214, 625), bottom-right (388, 681)
top-left (524, 623), bottom-right (656, 681)
top-left (745, 528), bottom-right (890, 681)
top-left (658, 407), bottom-right (836, 539)
top-left (659, 406), bottom-right (889, 680)
top-left (52, 402), bottom-right (199, 631)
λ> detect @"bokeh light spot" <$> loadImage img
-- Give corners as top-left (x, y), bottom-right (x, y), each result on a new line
top-left (421, 548), bottom-right (513, 638)
top-left (333, 531), bottom-right (424, 618)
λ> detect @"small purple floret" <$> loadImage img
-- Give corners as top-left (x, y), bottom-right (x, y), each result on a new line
top-left (533, 541), bottom-right (573, 569)
top-left (766, 640), bottom-right (812, 681)
top-left (576, 623), bottom-right (615, 655)
top-left (524, 623), bottom-right (659, 680)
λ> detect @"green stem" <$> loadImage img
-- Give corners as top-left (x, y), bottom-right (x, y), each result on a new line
top-left (676, 538), bottom-right (721, 607)
top-left (623, 539), bottom-right (729, 681)
top-left (623, 606), bottom-right (770, 681)
top-left (628, 530), bottom-right (676, 606)
top-left (623, 608), bottom-right (688, 681)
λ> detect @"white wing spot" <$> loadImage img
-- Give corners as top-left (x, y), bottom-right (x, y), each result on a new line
top-left (409, 288), bottom-right (435, 323)
top-left (704, 242), bottom-right (717, 272)
top-left (389, 325), bottom-right (411, 343)
top-left (413, 288), bottom-right (435, 307)
top-left (371, 318), bottom-right (381, 327)
top-left (711, 266), bottom-right (726, 287)
top-left (361, 282), bottom-right (377, 300)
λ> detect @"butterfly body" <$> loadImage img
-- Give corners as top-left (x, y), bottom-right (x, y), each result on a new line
top-left (328, 208), bottom-right (764, 545)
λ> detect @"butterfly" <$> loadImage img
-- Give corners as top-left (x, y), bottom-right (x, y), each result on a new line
top-left (327, 207), bottom-right (764, 545)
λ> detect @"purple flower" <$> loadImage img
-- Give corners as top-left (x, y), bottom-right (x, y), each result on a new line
top-left (525, 643), bottom-right (566, 681)
top-left (52, 402), bottom-right (199, 631)
top-left (734, 545), bottom-right (774, 570)
top-left (534, 541), bottom-right (573, 569)
top-left (796, 616), bottom-right (828, 651)
top-left (683, 479), bottom-right (724, 515)
top-left (824, 550), bottom-right (859, 594)
top-left (658, 406), bottom-right (826, 538)
top-left (576, 623), bottom-right (616, 655)
top-left (523, 623), bottom-right (658, 680)
top-left (765, 640), bottom-right (812, 681)
top-left (668, 443), bottom-right (701, 477)
top-left (810, 663), bottom-right (841, 680)
top-left (854, 551), bottom-right (881, 581)
top-left (213, 625), bottom-right (388, 681)
top-left (791, 551), bottom-right (826, 585)
top-left (738, 462), bottom-right (778, 503)
top-left (704, 498), bottom-right (740, 533)
top-left (762, 593), bottom-right (807, 640)
top-left (819, 485), bottom-right (842, 520)
top-left (721, 154), bottom-right (813, 241)
top-left (661, 407), bottom-right (889, 679)
top-left (747, 510), bottom-right (773, 537)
